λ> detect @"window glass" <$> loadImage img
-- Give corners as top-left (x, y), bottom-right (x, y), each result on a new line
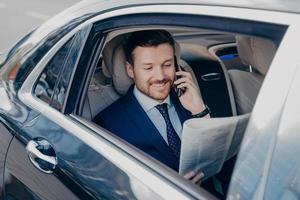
top-left (51, 27), bottom-right (90, 111)
top-left (34, 25), bottom-right (90, 109)
top-left (34, 36), bottom-right (74, 104)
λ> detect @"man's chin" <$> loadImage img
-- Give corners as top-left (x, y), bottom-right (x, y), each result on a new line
top-left (149, 92), bottom-right (169, 102)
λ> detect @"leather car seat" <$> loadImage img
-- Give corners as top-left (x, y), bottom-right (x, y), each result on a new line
top-left (228, 36), bottom-right (277, 114)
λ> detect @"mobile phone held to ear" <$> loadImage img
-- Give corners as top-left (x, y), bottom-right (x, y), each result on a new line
top-left (174, 56), bottom-right (186, 97)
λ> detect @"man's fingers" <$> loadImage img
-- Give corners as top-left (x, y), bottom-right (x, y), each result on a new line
top-left (184, 171), bottom-right (196, 179)
top-left (192, 172), bottom-right (205, 184)
top-left (174, 79), bottom-right (196, 91)
top-left (176, 71), bottom-right (193, 80)
top-left (176, 82), bottom-right (191, 89)
top-left (183, 171), bottom-right (205, 181)
top-left (174, 76), bottom-right (194, 85)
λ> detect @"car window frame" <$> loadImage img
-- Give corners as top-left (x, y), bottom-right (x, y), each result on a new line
top-left (72, 11), bottom-right (288, 198)
top-left (64, 27), bottom-right (104, 115)
top-left (21, 24), bottom-right (93, 111)
top-left (52, 26), bottom-right (92, 111)
top-left (33, 35), bottom-right (75, 107)
top-left (262, 58), bottom-right (300, 199)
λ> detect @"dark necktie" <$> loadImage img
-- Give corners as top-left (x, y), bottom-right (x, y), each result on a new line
top-left (155, 103), bottom-right (181, 158)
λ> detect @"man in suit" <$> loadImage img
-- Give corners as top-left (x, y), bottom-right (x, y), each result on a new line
top-left (94, 30), bottom-right (210, 184)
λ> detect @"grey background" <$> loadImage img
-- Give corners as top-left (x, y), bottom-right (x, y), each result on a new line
top-left (0, 0), bottom-right (81, 51)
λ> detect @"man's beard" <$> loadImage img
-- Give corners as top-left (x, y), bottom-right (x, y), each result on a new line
top-left (138, 78), bottom-right (174, 101)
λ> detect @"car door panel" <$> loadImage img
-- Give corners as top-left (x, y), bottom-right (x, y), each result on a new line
top-left (3, 24), bottom-right (128, 199)
top-left (5, 136), bottom-right (78, 200)
top-left (0, 87), bottom-right (42, 199)
top-left (263, 61), bottom-right (300, 199)
top-left (4, 113), bottom-right (165, 200)
top-left (3, 21), bottom-right (169, 199)
top-left (0, 122), bottom-right (15, 199)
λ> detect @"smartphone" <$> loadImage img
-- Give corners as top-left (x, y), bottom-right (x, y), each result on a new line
top-left (174, 56), bottom-right (185, 97)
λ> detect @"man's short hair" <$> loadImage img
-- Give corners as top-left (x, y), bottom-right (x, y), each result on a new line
top-left (124, 30), bottom-right (175, 65)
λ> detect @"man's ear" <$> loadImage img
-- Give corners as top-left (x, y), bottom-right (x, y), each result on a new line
top-left (125, 61), bottom-right (134, 79)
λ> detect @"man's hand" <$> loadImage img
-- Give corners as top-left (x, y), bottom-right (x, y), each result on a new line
top-left (174, 71), bottom-right (205, 115)
top-left (184, 170), bottom-right (205, 185)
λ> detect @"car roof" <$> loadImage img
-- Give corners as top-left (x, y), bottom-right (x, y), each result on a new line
top-left (28, 0), bottom-right (300, 47)
top-left (32, 0), bottom-right (299, 45)
top-left (71, 0), bottom-right (300, 17)
top-left (7, 0), bottom-right (300, 55)
top-left (2, 0), bottom-right (298, 87)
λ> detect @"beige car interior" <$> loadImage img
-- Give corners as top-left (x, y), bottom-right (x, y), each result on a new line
top-left (228, 35), bottom-right (277, 114)
top-left (179, 35), bottom-right (277, 179)
top-left (82, 27), bottom-right (277, 180)
top-left (83, 26), bottom-right (277, 124)
top-left (83, 27), bottom-right (277, 120)
top-left (83, 27), bottom-right (202, 120)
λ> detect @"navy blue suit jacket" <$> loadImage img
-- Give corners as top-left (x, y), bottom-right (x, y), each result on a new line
top-left (94, 86), bottom-right (191, 171)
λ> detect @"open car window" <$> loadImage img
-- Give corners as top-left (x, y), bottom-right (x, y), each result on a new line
top-left (71, 13), bottom-right (285, 199)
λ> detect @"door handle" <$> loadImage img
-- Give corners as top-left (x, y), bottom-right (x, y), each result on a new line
top-left (201, 73), bottom-right (221, 81)
top-left (26, 139), bottom-right (58, 174)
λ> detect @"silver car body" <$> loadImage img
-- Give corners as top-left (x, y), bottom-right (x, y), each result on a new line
top-left (1, 0), bottom-right (300, 199)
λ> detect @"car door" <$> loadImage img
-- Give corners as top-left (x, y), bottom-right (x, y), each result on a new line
top-left (2, 19), bottom-right (202, 199)
top-left (3, 24), bottom-right (95, 200)
top-left (227, 16), bottom-right (300, 199)
top-left (262, 59), bottom-right (300, 199)
top-left (3, 24), bottom-right (144, 200)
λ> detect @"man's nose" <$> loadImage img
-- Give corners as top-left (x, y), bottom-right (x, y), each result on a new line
top-left (154, 67), bottom-right (165, 80)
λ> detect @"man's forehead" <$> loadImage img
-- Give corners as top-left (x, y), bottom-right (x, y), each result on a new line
top-left (133, 44), bottom-right (174, 55)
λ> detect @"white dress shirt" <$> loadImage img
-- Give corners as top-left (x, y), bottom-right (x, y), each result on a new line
top-left (133, 86), bottom-right (182, 144)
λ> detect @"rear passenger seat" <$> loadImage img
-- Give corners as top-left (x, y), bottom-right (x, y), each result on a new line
top-left (82, 79), bottom-right (120, 120)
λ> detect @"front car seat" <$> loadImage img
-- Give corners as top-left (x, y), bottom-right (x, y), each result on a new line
top-left (228, 36), bottom-right (277, 114)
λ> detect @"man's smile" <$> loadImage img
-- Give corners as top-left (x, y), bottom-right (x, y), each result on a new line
top-left (152, 82), bottom-right (167, 88)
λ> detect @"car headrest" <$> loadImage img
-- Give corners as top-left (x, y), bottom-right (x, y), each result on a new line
top-left (236, 35), bottom-right (277, 75)
top-left (102, 34), bottom-right (182, 95)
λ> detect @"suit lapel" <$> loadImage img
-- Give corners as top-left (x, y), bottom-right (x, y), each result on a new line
top-left (124, 88), bottom-right (179, 169)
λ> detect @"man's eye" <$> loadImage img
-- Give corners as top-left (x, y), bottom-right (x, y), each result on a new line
top-left (163, 64), bottom-right (172, 67)
top-left (144, 67), bottom-right (152, 70)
